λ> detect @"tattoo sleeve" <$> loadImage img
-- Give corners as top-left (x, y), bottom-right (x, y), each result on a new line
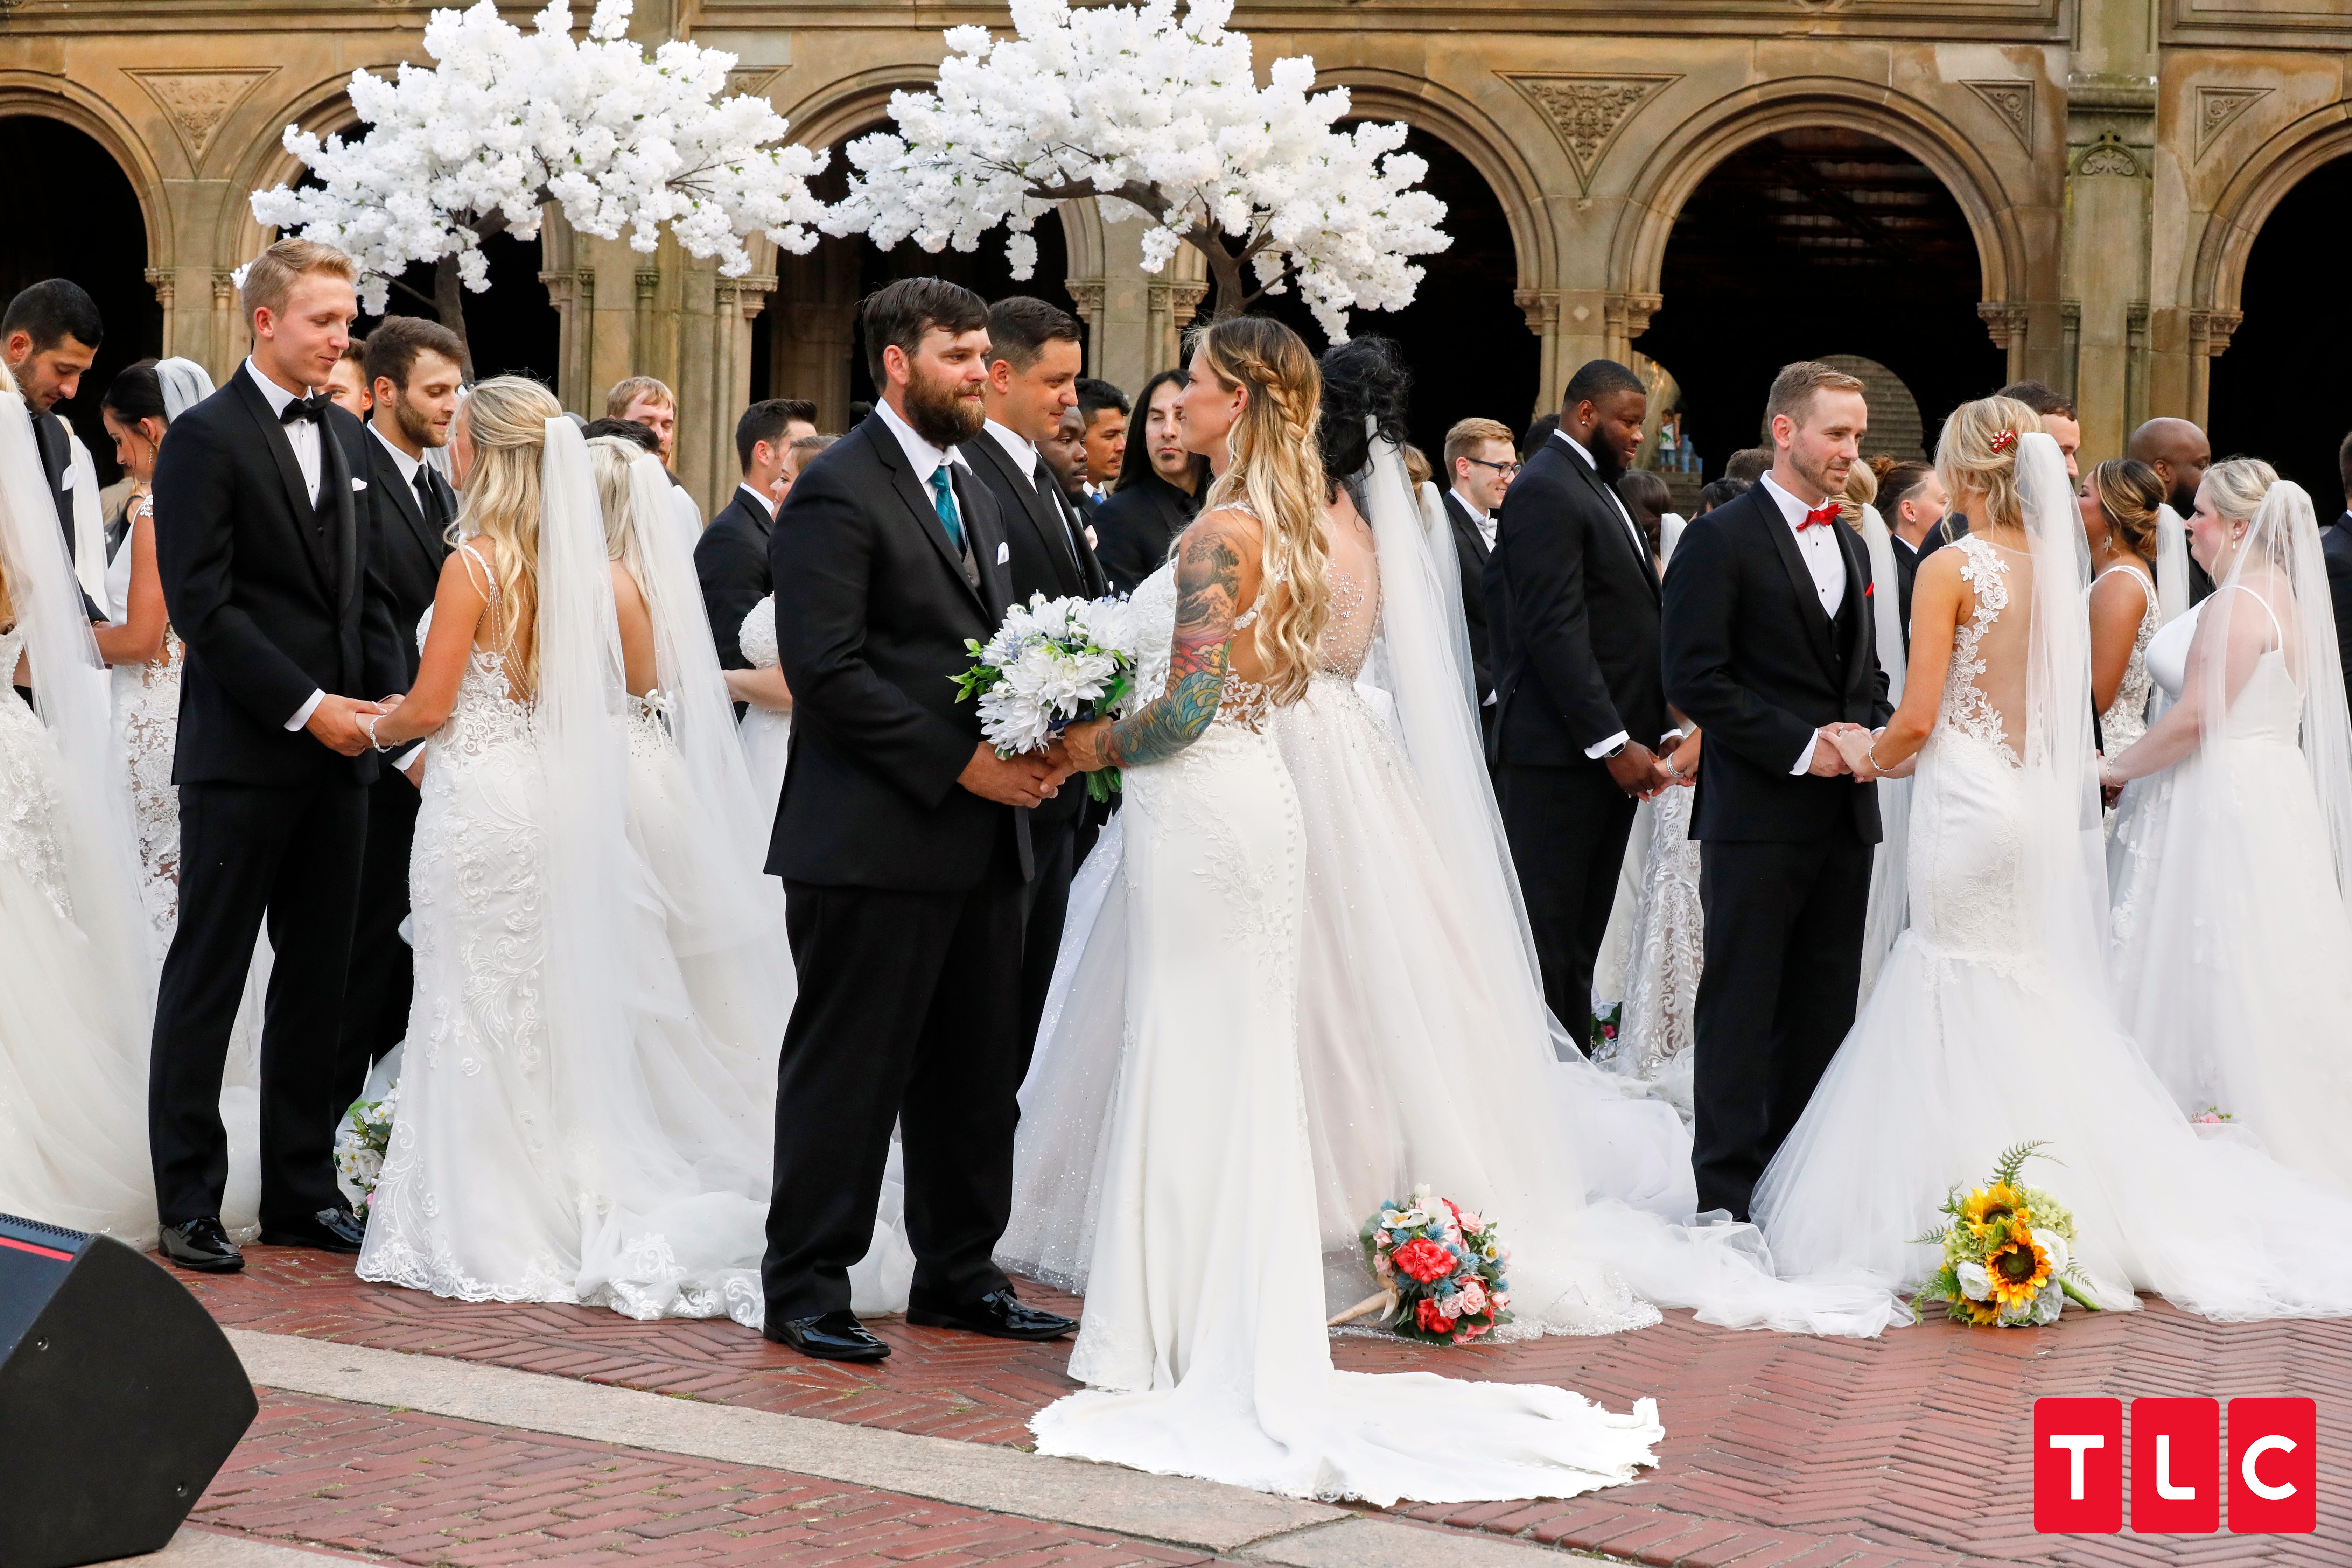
top-left (1103, 523), bottom-right (1245, 767)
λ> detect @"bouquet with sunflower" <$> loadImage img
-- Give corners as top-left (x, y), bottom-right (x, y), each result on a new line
top-left (1914, 1142), bottom-right (2102, 1327)
top-left (1328, 1185), bottom-right (1514, 1345)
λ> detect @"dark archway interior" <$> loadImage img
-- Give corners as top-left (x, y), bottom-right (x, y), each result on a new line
top-left (369, 233), bottom-right (558, 386)
top-left (1241, 124), bottom-right (1537, 459)
top-left (0, 117), bottom-right (163, 485)
top-left (1634, 127), bottom-right (2001, 479)
top-left (2208, 153), bottom-right (2352, 504)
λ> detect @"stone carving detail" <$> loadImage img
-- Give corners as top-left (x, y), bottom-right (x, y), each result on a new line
top-left (1065, 280), bottom-right (1106, 322)
top-left (2194, 86), bottom-right (2272, 161)
top-left (1604, 291), bottom-right (1662, 341)
top-left (130, 69), bottom-right (277, 168)
top-left (1507, 75), bottom-right (1679, 193)
top-left (1964, 81), bottom-right (2033, 152)
top-left (724, 67), bottom-right (780, 101)
top-left (2072, 131), bottom-right (2142, 178)
top-left (1976, 301), bottom-right (2031, 350)
top-left (1514, 288), bottom-right (1561, 336)
top-left (2189, 309), bottom-right (2244, 357)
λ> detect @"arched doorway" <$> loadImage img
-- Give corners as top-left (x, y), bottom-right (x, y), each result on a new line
top-left (2208, 154), bottom-right (2352, 499)
top-left (1239, 125), bottom-right (1535, 456)
top-left (0, 116), bottom-right (161, 484)
top-left (1632, 127), bottom-right (2000, 478)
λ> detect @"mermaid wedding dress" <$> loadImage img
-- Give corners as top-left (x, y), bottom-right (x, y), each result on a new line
top-left (1753, 438), bottom-right (2352, 1322)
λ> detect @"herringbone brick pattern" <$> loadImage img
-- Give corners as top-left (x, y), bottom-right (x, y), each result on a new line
top-left (187, 1247), bottom-right (2351, 1565)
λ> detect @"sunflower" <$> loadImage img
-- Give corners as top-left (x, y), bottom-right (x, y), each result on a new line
top-left (1962, 1182), bottom-right (2033, 1237)
top-left (1983, 1228), bottom-right (2053, 1308)
top-left (1962, 1298), bottom-right (2002, 1328)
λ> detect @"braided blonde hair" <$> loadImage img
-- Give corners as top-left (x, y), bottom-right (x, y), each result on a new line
top-left (1934, 395), bottom-right (2042, 535)
top-left (454, 377), bottom-right (564, 692)
top-left (1195, 317), bottom-right (1330, 705)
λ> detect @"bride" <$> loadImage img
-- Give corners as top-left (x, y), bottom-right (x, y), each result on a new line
top-left (357, 380), bottom-right (771, 1323)
top-left (1752, 400), bottom-right (2352, 1320)
top-left (1029, 317), bottom-right (1664, 1506)
top-left (2101, 459), bottom-right (2352, 1189)
top-left (0, 367), bottom-right (159, 1241)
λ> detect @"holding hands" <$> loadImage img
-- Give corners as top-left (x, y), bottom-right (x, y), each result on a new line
top-left (1818, 722), bottom-right (1882, 781)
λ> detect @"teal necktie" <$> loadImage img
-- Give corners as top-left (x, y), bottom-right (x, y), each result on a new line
top-left (930, 464), bottom-right (964, 552)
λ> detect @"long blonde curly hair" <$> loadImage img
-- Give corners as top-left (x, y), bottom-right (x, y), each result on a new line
top-left (454, 377), bottom-right (564, 692)
top-left (1934, 394), bottom-right (2043, 535)
top-left (1194, 316), bottom-right (1330, 705)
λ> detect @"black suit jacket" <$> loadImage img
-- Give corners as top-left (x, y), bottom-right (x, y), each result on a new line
top-left (153, 369), bottom-right (405, 788)
top-left (362, 430), bottom-right (454, 686)
top-left (1093, 472), bottom-right (1197, 595)
top-left (696, 485), bottom-right (775, 671)
top-left (1439, 489), bottom-right (1495, 704)
top-left (768, 413), bottom-right (1029, 892)
top-left (1484, 436), bottom-right (1664, 768)
top-left (1661, 485), bottom-right (1892, 843)
top-left (2324, 514), bottom-right (2352, 709)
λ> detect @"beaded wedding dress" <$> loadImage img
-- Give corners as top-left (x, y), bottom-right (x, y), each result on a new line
top-left (1026, 534), bottom-right (1666, 1505)
top-left (1754, 437), bottom-right (2352, 1321)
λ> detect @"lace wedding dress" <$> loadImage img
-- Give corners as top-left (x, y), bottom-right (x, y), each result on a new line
top-left (0, 620), bottom-right (158, 1241)
top-left (735, 595), bottom-right (791, 817)
top-left (1596, 786), bottom-right (1700, 1118)
top-left (2094, 563), bottom-right (2157, 758)
top-left (1027, 544), bottom-right (1666, 1506)
top-left (105, 496), bottom-right (183, 955)
top-left (1754, 514), bottom-right (2352, 1320)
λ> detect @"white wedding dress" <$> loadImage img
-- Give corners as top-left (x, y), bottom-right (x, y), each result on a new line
top-left (1598, 785), bottom-right (1701, 1118)
top-left (1754, 439), bottom-right (2352, 1321)
top-left (1027, 541), bottom-right (1666, 1506)
top-left (735, 595), bottom-right (792, 817)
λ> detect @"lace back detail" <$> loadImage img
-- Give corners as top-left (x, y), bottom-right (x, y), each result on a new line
top-left (1940, 536), bottom-right (2018, 765)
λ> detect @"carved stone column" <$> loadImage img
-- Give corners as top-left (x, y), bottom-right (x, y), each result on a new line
top-left (538, 265), bottom-right (596, 416)
top-left (1513, 289), bottom-right (1562, 426)
top-left (145, 268), bottom-right (177, 372)
top-left (1602, 292), bottom-right (1661, 370)
top-left (1976, 302), bottom-right (2033, 384)
top-left (1145, 277), bottom-right (1208, 379)
top-left (2185, 309), bottom-right (2243, 428)
top-left (210, 271), bottom-right (241, 384)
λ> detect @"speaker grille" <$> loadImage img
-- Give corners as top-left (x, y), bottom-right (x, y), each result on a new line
top-left (0, 1213), bottom-right (91, 1248)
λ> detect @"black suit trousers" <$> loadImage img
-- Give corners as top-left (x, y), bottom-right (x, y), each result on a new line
top-left (1690, 833), bottom-right (1874, 1221)
top-left (1494, 761), bottom-right (1637, 1040)
top-left (333, 772), bottom-right (422, 1110)
top-left (150, 779), bottom-right (368, 1225)
top-left (764, 851), bottom-right (1025, 1321)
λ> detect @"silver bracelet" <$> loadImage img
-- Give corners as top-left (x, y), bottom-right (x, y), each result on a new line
top-left (362, 712), bottom-right (387, 753)
top-left (1867, 734), bottom-right (1890, 772)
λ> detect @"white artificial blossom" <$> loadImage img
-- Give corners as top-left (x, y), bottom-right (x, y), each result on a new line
top-left (251, 0), bottom-right (825, 321)
top-left (825, 0), bottom-right (1448, 341)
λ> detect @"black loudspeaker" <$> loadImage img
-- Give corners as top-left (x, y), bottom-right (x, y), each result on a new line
top-left (0, 1211), bottom-right (258, 1568)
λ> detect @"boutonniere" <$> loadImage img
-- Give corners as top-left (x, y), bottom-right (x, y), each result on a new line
top-left (1863, 580), bottom-right (1873, 598)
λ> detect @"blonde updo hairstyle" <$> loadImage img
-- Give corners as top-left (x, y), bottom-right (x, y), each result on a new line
top-left (584, 435), bottom-right (650, 590)
top-left (1194, 315), bottom-right (1331, 706)
top-left (1934, 394), bottom-right (2043, 535)
top-left (1838, 454), bottom-right (1879, 530)
top-left (453, 376), bottom-right (566, 691)
top-left (2085, 458), bottom-right (2167, 562)
top-left (2202, 456), bottom-right (2280, 525)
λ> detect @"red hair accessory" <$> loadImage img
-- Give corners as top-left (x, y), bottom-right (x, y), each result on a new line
top-left (1989, 429), bottom-right (2017, 455)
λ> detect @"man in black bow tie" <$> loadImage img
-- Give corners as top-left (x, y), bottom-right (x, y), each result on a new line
top-left (148, 238), bottom-right (408, 1273)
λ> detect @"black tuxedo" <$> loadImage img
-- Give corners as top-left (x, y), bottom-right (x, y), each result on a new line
top-left (1483, 433), bottom-right (1664, 1030)
top-left (1439, 489), bottom-right (1497, 736)
top-left (333, 428), bottom-right (456, 1110)
top-left (31, 409), bottom-right (102, 622)
top-left (148, 364), bottom-right (407, 1229)
top-left (1092, 471), bottom-right (1196, 595)
top-left (763, 412), bottom-right (1035, 1323)
top-left (696, 485), bottom-right (775, 671)
top-left (967, 427), bottom-right (1111, 1062)
top-left (1661, 483), bottom-right (1893, 1219)
top-left (2324, 513), bottom-right (2352, 711)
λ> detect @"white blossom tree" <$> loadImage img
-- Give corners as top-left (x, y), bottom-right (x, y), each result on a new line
top-left (251, 0), bottom-right (825, 372)
top-left (824, 0), bottom-right (1448, 341)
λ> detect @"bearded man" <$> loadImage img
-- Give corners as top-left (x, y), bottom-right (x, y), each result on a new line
top-left (758, 277), bottom-right (1077, 1362)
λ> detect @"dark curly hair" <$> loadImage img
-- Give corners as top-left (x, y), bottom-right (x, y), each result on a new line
top-left (1316, 335), bottom-right (1412, 488)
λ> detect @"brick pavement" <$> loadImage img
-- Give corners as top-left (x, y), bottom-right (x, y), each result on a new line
top-left (188, 1247), bottom-right (2352, 1567)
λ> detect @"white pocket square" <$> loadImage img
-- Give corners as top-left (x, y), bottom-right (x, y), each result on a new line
top-left (352, 478), bottom-right (369, 492)
top-left (996, 541), bottom-right (1009, 564)
top-left (59, 467), bottom-right (75, 491)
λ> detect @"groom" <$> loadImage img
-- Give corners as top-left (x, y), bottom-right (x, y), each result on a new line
top-left (1661, 360), bottom-right (1890, 1221)
top-left (149, 238), bottom-right (407, 1270)
top-left (762, 277), bottom-right (1077, 1361)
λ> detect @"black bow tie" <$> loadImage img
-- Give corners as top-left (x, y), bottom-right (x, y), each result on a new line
top-left (279, 395), bottom-right (328, 426)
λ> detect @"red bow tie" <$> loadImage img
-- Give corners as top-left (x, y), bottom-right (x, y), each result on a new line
top-left (1797, 503), bottom-right (1840, 531)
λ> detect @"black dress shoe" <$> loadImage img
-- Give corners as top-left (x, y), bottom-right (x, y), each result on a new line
top-left (258, 1204), bottom-right (366, 1254)
top-left (765, 1310), bottom-right (891, 1362)
top-left (159, 1218), bottom-right (244, 1273)
top-left (906, 1288), bottom-right (1076, 1342)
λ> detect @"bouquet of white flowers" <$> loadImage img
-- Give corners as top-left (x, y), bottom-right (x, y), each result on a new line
top-left (955, 592), bottom-right (1138, 801)
top-left (334, 1083), bottom-right (400, 1214)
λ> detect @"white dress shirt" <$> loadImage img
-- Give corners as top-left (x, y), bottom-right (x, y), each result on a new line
top-left (248, 359), bottom-right (332, 733)
top-left (878, 396), bottom-right (968, 487)
top-left (1451, 485), bottom-right (1497, 553)
top-left (1553, 428), bottom-right (1649, 760)
top-left (983, 419), bottom-right (1041, 488)
top-left (1756, 470), bottom-right (1853, 775)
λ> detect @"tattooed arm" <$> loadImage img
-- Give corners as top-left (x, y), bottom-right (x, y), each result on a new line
top-left (1062, 512), bottom-right (1253, 772)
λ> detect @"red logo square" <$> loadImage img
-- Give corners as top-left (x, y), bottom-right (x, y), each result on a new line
top-left (2131, 1398), bottom-right (2219, 1534)
top-left (2227, 1397), bottom-right (2316, 1534)
top-left (2036, 1397), bottom-right (2123, 1533)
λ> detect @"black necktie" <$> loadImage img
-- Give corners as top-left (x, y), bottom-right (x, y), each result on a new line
top-left (414, 468), bottom-right (446, 531)
top-left (279, 394), bottom-right (327, 426)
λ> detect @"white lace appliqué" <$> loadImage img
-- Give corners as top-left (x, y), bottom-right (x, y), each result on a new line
top-left (1940, 537), bottom-right (2017, 765)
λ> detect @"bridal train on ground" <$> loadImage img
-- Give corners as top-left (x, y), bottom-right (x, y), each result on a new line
top-left (1753, 427), bottom-right (2352, 1322)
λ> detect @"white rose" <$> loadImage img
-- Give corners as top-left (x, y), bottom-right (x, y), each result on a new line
top-left (1956, 1260), bottom-right (1991, 1301)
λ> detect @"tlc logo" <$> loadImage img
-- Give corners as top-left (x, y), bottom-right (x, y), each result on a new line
top-left (2034, 1398), bottom-right (2316, 1534)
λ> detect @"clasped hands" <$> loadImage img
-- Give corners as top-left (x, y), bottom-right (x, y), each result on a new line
top-left (305, 691), bottom-right (409, 758)
top-left (1819, 722), bottom-right (1889, 782)
top-left (1605, 729), bottom-right (1700, 802)
top-left (958, 736), bottom-right (1082, 810)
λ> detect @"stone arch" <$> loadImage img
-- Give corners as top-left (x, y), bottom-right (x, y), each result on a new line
top-left (1611, 77), bottom-right (2025, 330)
top-left (2190, 99), bottom-right (2352, 327)
top-left (218, 71), bottom-right (364, 264)
top-left (0, 78), bottom-right (169, 274)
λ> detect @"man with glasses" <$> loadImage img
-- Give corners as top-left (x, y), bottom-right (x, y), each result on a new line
top-left (1441, 416), bottom-right (1517, 738)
